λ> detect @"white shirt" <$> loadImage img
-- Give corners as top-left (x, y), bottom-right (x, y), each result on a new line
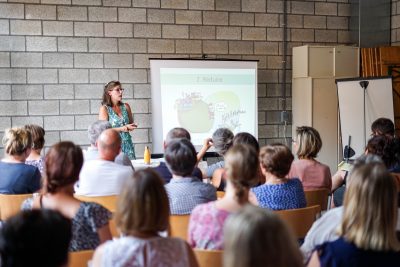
top-left (76, 159), bottom-right (133, 196)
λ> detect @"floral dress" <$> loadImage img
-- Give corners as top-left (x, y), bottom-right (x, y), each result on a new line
top-left (105, 103), bottom-right (136, 160)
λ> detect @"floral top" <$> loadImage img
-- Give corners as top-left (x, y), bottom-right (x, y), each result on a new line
top-left (22, 198), bottom-right (112, 251)
top-left (101, 236), bottom-right (193, 267)
top-left (188, 201), bottom-right (230, 250)
top-left (105, 103), bottom-right (136, 160)
top-left (25, 156), bottom-right (45, 175)
top-left (251, 178), bottom-right (307, 210)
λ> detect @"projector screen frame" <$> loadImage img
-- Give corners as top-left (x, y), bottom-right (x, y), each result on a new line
top-left (149, 58), bottom-right (259, 155)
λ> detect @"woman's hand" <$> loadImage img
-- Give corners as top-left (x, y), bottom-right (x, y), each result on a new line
top-left (126, 123), bottom-right (138, 132)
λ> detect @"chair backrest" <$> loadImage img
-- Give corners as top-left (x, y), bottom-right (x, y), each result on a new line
top-left (69, 250), bottom-right (94, 267)
top-left (216, 191), bottom-right (225, 199)
top-left (274, 205), bottom-right (321, 239)
top-left (74, 195), bottom-right (118, 213)
top-left (194, 249), bottom-right (223, 267)
top-left (304, 188), bottom-right (330, 211)
top-left (168, 214), bottom-right (190, 240)
top-left (0, 193), bottom-right (33, 221)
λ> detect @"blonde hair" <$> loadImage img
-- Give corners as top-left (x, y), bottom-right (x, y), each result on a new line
top-left (225, 144), bottom-right (259, 204)
top-left (2, 127), bottom-right (32, 156)
top-left (115, 169), bottom-right (169, 236)
top-left (339, 163), bottom-right (400, 251)
top-left (224, 205), bottom-right (303, 267)
top-left (295, 126), bottom-right (322, 159)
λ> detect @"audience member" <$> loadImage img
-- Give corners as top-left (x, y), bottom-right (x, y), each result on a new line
top-left (22, 141), bottom-right (112, 251)
top-left (371, 117), bottom-right (395, 137)
top-left (189, 144), bottom-right (259, 250)
top-left (223, 205), bottom-right (303, 267)
top-left (211, 132), bottom-right (262, 191)
top-left (24, 124), bottom-right (45, 174)
top-left (165, 138), bottom-right (216, 215)
top-left (0, 209), bottom-right (71, 267)
top-left (76, 129), bottom-right (133, 196)
top-left (153, 127), bottom-right (202, 183)
top-left (92, 169), bottom-right (199, 267)
top-left (197, 128), bottom-right (234, 178)
top-left (251, 144), bottom-right (306, 210)
top-left (85, 120), bottom-right (133, 167)
top-left (307, 163), bottom-right (400, 267)
top-left (0, 127), bottom-right (41, 194)
top-left (289, 126), bottom-right (332, 190)
top-left (301, 154), bottom-right (384, 261)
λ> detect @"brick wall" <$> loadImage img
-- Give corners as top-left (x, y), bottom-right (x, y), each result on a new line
top-left (0, 0), bottom-right (352, 156)
top-left (393, 0), bottom-right (400, 45)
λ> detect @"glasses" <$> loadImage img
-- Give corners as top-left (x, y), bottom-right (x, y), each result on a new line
top-left (109, 88), bottom-right (124, 92)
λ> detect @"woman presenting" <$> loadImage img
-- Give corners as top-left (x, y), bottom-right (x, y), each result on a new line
top-left (99, 81), bottom-right (137, 160)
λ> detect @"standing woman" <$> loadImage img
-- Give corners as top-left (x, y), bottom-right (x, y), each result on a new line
top-left (99, 81), bottom-right (137, 160)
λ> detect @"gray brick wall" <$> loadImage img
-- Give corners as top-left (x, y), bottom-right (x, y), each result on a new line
top-left (392, 0), bottom-right (400, 45)
top-left (0, 0), bottom-right (353, 156)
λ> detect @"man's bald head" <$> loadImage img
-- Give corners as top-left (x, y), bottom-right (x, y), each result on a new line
top-left (98, 129), bottom-right (121, 161)
top-left (164, 128), bottom-right (191, 149)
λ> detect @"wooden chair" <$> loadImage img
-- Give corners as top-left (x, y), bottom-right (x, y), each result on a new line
top-left (304, 188), bottom-right (330, 211)
top-left (194, 249), bottom-right (223, 267)
top-left (69, 250), bottom-right (94, 267)
top-left (274, 205), bottom-right (321, 239)
top-left (0, 193), bottom-right (33, 221)
top-left (216, 191), bottom-right (225, 199)
top-left (74, 195), bottom-right (118, 213)
top-left (168, 214), bottom-right (190, 240)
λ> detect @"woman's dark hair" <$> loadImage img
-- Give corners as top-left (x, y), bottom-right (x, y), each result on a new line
top-left (45, 141), bottom-right (83, 193)
top-left (165, 138), bottom-right (197, 177)
top-left (366, 135), bottom-right (396, 169)
top-left (371, 117), bottom-right (395, 137)
top-left (24, 124), bottom-right (45, 150)
top-left (0, 209), bottom-right (71, 267)
top-left (101, 80), bottom-right (122, 106)
top-left (233, 132), bottom-right (260, 153)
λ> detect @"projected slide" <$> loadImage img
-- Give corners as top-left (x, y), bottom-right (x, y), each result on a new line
top-left (160, 68), bottom-right (256, 145)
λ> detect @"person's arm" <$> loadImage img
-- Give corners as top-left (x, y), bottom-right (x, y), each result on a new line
top-left (331, 170), bottom-right (346, 192)
top-left (307, 251), bottom-right (321, 267)
top-left (196, 138), bottom-right (213, 163)
top-left (99, 105), bottom-right (109, 121)
top-left (97, 223), bottom-right (112, 244)
top-left (124, 103), bottom-right (138, 132)
top-left (92, 243), bottom-right (105, 267)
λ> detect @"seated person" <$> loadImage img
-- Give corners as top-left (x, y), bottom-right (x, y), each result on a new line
top-left (153, 127), bottom-right (202, 183)
top-left (0, 127), bottom-right (41, 194)
top-left (164, 138), bottom-right (216, 215)
top-left (307, 163), bottom-right (400, 267)
top-left (92, 169), bottom-right (198, 267)
top-left (76, 129), bottom-right (134, 196)
top-left (189, 144), bottom-right (260, 250)
top-left (0, 209), bottom-right (72, 267)
top-left (289, 126), bottom-right (331, 191)
top-left (196, 128), bottom-right (234, 179)
top-left (85, 120), bottom-right (133, 167)
top-left (22, 141), bottom-right (112, 251)
top-left (251, 144), bottom-right (306, 210)
top-left (211, 132), bottom-right (262, 191)
top-left (224, 205), bottom-right (303, 267)
top-left (24, 124), bottom-right (46, 175)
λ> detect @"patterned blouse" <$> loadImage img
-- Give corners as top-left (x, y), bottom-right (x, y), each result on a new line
top-left (22, 198), bottom-right (112, 251)
top-left (188, 201), bottom-right (230, 250)
top-left (101, 236), bottom-right (194, 267)
top-left (251, 178), bottom-right (307, 210)
top-left (105, 103), bottom-right (136, 160)
top-left (25, 156), bottom-right (45, 175)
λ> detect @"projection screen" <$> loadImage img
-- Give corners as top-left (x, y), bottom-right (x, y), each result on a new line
top-left (150, 59), bottom-right (258, 154)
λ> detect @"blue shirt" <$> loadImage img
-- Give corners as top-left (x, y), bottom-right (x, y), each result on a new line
top-left (251, 178), bottom-right (306, 210)
top-left (0, 162), bottom-right (41, 194)
top-left (165, 177), bottom-right (216, 215)
top-left (317, 237), bottom-right (400, 267)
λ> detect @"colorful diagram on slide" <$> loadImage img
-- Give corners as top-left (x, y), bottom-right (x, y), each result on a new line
top-left (174, 91), bottom-right (244, 133)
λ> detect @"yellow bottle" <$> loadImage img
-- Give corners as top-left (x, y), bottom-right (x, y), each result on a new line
top-left (144, 146), bottom-right (151, 165)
